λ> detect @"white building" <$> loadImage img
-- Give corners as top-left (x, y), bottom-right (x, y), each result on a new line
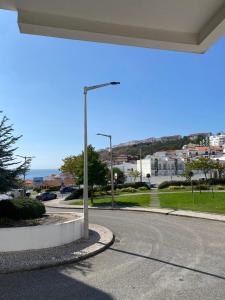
top-left (113, 162), bottom-right (137, 183)
top-left (210, 133), bottom-right (225, 147)
top-left (113, 162), bottom-right (137, 175)
top-left (137, 155), bottom-right (185, 177)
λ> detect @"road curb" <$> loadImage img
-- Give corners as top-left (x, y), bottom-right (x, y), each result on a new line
top-left (0, 224), bottom-right (114, 274)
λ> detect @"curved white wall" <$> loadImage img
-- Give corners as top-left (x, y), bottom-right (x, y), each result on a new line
top-left (0, 213), bottom-right (84, 252)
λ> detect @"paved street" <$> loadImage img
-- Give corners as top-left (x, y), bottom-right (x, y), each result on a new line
top-left (1, 209), bottom-right (225, 300)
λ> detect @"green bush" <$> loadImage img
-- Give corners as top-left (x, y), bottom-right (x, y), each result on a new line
top-left (120, 187), bottom-right (137, 193)
top-left (216, 185), bottom-right (225, 190)
top-left (0, 198), bottom-right (46, 220)
top-left (137, 186), bottom-right (148, 191)
top-left (45, 186), bottom-right (61, 192)
top-left (158, 180), bottom-right (192, 189)
top-left (65, 189), bottom-right (92, 200)
top-left (158, 178), bottom-right (225, 190)
top-left (194, 184), bottom-right (208, 191)
top-left (168, 185), bottom-right (185, 190)
top-left (65, 188), bottom-right (83, 200)
top-left (116, 182), bottom-right (149, 189)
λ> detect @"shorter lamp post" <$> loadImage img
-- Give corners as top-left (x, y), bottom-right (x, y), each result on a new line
top-left (97, 133), bottom-right (115, 208)
top-left (146, 173), bottom-right (151, 189)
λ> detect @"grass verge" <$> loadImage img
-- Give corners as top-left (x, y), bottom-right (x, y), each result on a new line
top-left (159, 192), bottom-right (225, 214)
top-left (70, 194), bottom-right (151, 207)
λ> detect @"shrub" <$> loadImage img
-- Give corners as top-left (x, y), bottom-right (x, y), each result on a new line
top-left (65, 188), bottom-right (83, 200)
top-left (137, 186), bottom-right (148, 191)
top-left (216, 185), bottom-right (225, 190)
top-left (120, 187), bottom-right (137, 193)
top-left (209, 178), bottom-right (225, 185)
top-left (65, 188), bottom-right (92, 200)
top-left (168, 185), bottom-right (185, 190)
top-left (45, 186), bottom-right (61, 192)
top-left (194, 184), bottom-right (208, 191)
top-left (0, 198), bottom-right (45, 220)
top-left (116, 182), bottom-right (149, 190)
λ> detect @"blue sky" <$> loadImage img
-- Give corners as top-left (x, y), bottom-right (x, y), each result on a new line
top-left (1, 10), bottom-right (225, 169)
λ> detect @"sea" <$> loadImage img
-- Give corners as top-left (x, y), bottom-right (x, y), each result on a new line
top-left (26, 169), bottom-right (60, 179)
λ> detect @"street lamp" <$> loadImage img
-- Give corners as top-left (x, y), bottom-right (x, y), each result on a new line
top-left (97, 133), bottom-right (115, 208)
top-left (83, 82), bottom-right (120, 239)
top-left (139, 148), bottom-right (143, 182)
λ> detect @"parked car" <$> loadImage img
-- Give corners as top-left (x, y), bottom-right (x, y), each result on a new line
top-left (60, 186), bottom-right (75, 194)
top-left (36, 192), bottom-right (57, 201)
top-left (0, 194), bottom-right (13, 201)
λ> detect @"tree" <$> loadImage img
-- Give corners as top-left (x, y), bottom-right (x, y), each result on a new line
top-left (214, 160), bottom-right (225, 178)
top-left (112, 167), bottom-right (125, 184)
top-left (0, 112), bottom-right (28, 193)
top-left (60, 155), bottom-right (78, 183)
top-left (182, 166), bottom-right (194, 181)
top-left (185, 157), bottom-right (216, 180)
top-left (128, 170), bottom-right (141, 182)
top-left (61, 145), bottom-right (108, 204)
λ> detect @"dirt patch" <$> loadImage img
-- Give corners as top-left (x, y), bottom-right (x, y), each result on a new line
top-left (0, 213), bottom-right (80, 228)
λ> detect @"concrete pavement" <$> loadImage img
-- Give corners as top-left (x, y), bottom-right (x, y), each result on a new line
top-left (1, 208), bottom-right (225, 299)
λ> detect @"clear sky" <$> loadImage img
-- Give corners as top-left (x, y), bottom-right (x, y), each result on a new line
top-left (1, 10), bottom-right (225, 169)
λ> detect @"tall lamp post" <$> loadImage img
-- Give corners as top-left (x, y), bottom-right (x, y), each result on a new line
top-left (97, 133), bottom-right (115, 208)
top-left (83, 82), bottom-right (120, 239)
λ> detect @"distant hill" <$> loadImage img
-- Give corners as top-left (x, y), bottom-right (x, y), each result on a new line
top-left (98, 136), bottom-right (201, 162)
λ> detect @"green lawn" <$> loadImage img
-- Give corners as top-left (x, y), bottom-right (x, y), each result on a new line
top-left (70, 194), bottom-right (151, 207)
top-left (69, 191), bottom-right (225, 215)
top-left (159, 192), bottom-right (225, 214)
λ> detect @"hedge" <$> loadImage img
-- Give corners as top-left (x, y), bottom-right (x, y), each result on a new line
top-left (0, 198), bottom-right (46, 220)
top-left (158, 178), bottom-right (225, 189)
top-left (65, 189), bottom-right (87, 200)
top-left (45, 186), bottom-right (61, 192)
top-left (65, 182), bottom-right (150, 200)
top-left (115, 182), bottom-right (150, 189)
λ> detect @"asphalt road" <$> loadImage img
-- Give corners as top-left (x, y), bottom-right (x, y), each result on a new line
top-left (1, 208), bottom-right (225, 300)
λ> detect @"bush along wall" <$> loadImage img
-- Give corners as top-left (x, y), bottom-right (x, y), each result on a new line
top-left (0, 199), bottom-right (46, 220)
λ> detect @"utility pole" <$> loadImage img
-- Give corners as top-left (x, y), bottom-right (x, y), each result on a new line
top-left (16, 155), bottom-right (35, 197)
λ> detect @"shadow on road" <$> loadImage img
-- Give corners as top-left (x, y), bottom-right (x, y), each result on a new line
top-left (107, 246), bottom-right (225, 281)
top-left (0, 260), bottom-right (113, 300)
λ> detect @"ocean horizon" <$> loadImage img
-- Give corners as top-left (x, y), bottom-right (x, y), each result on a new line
top-left (26, 169), bottom-right (60, 179)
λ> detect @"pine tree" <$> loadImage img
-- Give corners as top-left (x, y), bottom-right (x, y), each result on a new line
top-left (0, 112), bottom-right (28, 193)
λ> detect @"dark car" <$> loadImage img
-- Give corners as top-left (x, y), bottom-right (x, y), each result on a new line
top-left (60, 186), bottom-right (75, 194)
top-left (36, 192), bottom-right (57, 201)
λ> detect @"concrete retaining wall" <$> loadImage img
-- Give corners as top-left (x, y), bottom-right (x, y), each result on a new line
top-left (0, 213), bottom-right (84, 252)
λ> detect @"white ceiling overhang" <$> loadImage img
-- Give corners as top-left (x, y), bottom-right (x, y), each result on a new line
top-left (1, 0), bottom-right (225, 53)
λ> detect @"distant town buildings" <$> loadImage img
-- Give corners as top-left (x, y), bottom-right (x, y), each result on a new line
top-left (107, 131), bottom-right (225, 184)
top-left (27, 172), bottom-right (74, 188)
top-left (210, 132), bottom-right (225, 147)
top-left (188, 132), bottom-right (210, 141)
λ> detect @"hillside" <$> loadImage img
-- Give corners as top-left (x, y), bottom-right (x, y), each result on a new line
top-left (98, 136), bottom-right (199, 162)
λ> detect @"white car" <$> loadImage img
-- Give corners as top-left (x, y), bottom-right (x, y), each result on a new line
top-left (0, 194), bottom-right (13, 201)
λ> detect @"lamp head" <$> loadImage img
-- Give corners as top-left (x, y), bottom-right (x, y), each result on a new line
top-left (110, 81), bottom-right (120, 85)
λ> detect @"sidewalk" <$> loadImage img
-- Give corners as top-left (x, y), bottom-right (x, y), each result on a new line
top-left (45, 199), bottom-right (225, 223)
